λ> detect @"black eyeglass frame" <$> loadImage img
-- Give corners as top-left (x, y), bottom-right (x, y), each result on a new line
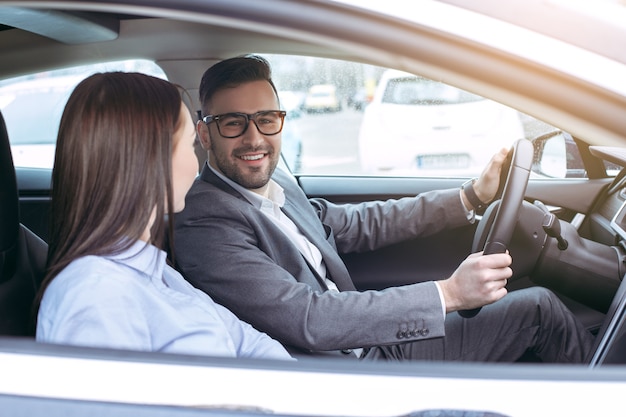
top-left (202, 110), bottom-right (287, 138)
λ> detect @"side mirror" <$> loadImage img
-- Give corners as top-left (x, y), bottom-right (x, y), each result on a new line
top-left (531, 131), bottom-right (585, 178)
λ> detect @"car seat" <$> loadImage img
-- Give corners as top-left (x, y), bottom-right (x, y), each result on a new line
top-left (0, 110), bottom-right (47, 336)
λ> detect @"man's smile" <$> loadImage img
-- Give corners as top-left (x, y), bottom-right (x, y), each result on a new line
top-left (239, 153), bottom-right (266, 161)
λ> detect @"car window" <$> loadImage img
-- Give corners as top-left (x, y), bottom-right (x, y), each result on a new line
top-left (1, 60), bottom-right (166, 169)
top-left (263, 54), bottom-right (604, 179)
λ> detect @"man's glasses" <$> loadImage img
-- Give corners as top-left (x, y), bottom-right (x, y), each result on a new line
top-left (203, 110), bottom-right (287, 139)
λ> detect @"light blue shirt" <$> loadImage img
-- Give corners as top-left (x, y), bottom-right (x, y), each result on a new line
top-left (36, 241), bottom-right (292, 360)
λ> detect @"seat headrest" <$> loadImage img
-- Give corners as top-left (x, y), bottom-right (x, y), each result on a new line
top-left (0, 110), bottom-right (20, 280)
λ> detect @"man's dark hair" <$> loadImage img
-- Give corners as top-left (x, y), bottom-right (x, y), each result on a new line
top-left (199, 54), bottom-right (279, 115)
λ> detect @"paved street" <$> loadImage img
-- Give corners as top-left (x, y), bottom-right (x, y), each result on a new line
top-left (293, 108), bottom-right (364, 175)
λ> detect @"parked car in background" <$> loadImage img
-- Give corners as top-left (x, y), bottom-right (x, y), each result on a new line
top-left (303, 84), bottom-right (341, 113)
top-left (359, 69), bottom-right (524, 175)
top-left (347, 88), bottom-right (370, 111)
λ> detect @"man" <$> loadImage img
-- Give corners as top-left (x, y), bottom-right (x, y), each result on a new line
top-left (174, 55), bottom-right (594, 362)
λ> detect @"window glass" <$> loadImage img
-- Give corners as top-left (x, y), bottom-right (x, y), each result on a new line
top-left (1, 60), bottom-right (166, 169)
top-left (263, 54), bottom-right (592, 179)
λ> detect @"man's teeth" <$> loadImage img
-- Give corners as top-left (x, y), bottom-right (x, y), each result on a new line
top-left (240, 154), bottom-right (264, 161)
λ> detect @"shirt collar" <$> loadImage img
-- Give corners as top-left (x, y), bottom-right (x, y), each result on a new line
top-left (208, 162), bottom-right (285, 208)
top-left (105, 240), bottom-right (166, 280)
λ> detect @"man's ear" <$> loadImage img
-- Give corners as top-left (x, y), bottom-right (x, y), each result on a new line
top-left (196, 120), bottom-right (211, 150)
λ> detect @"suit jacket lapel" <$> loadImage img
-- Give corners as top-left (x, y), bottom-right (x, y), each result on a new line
top-left (199, 163), bottom-right (248, 202)
top-left (278, 176), bottom-right (356, 292)
top-left (201, 165), bottom-right (357, 292)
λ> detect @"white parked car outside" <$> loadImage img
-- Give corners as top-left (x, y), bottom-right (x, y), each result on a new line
top-left (359, 69), bottom-right (525, 176)
top-left (303, 84), bottom-right (341, 113)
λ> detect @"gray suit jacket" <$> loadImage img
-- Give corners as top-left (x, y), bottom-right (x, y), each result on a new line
top-left (174, 164), bottom-right (471, 357)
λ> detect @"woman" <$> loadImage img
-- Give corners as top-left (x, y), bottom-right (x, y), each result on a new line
top-left (35, 72), bottom-right (291, 360)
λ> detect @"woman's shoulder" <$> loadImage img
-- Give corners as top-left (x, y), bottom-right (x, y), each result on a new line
top-left (47, 255), bottom-right (145, 297)
top-left (57, 255), bottom-right (127, 279)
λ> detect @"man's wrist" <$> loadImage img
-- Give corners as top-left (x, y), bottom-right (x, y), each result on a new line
top-left (461, 178), bottom-right (487, 214)
top-left (437, 279), bottom-right (460, 314)
top-left (433, 281), bottom-right (447, 318)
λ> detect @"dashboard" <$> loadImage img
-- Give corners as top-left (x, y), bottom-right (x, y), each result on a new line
top-left (589, 146), bottom-right (626, 245)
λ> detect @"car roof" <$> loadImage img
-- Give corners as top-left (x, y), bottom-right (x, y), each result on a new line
top-left (337, 0), bottom-right (626, 67)
top-left (0, 0), bottom-right (625, 147)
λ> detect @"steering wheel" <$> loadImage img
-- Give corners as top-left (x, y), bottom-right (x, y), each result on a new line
top-left (458, 138), bottom-right (534, 318)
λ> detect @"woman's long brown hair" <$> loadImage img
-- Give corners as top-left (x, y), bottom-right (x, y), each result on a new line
top-left (33, 72), bottom-right (183, 322)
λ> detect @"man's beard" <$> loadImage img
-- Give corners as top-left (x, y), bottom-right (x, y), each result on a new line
top-left (211, 144), bottom-right (279, 190)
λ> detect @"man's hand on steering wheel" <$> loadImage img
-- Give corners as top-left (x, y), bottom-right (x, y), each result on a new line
top-left (438, 251), bottom-right (512, 313)
top-left (461, 147), bottom-right (510, 211)
top-left (458, 139), bottom-right (534, 318)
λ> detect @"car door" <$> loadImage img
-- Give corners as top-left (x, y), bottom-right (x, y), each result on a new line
top-left (295, 148), bottom-right (613, 292)
top-left (298, 174), bottom-right (476, 291)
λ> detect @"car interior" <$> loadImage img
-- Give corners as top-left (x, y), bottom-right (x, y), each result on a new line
top-left (0, 110), bottom-right (47, 337)
top-left (2, 3), bottom-right (626, 371)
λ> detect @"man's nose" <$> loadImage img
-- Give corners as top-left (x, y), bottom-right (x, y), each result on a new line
top-left (241, 119), bottom-right (265, 144)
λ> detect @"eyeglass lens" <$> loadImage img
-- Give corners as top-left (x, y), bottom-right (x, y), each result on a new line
top-left (217, 111), bottom-right (284, 138)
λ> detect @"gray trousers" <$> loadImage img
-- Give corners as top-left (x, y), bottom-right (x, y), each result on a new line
top-left (363, 287), bottom-right (595, 363)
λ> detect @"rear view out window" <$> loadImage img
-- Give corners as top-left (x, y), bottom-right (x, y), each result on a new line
top-left (1, 59), bottom-right (166, 169)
